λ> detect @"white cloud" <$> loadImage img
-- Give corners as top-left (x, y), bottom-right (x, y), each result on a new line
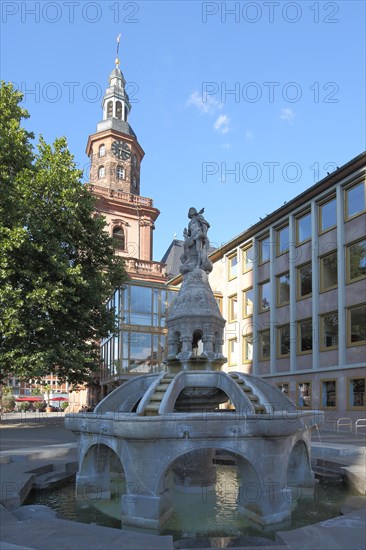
top-left (245, 130), bottom-right (253, 140)
top-left (280, 108), bottom-right (295, 123)
top-left (221, 142), bottom-right (231, 149)
top-left (214, 114), bottom-right (230, 134)
top-left (186, 91), bottom-right (222, 115)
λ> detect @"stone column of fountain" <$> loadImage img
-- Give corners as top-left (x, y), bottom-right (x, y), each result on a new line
top-left (165, 207), bottom-right (226, 492)
top-left (65, 206), bottom-right (324, 530)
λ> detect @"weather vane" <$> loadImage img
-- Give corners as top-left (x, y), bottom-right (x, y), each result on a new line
top-left (115, 33), bottom-right (121, 68)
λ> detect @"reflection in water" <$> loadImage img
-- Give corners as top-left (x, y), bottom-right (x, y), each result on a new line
top-left (26, 464), bottom-right (355, 543)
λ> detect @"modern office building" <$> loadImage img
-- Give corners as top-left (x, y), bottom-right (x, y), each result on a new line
top-left (200, 153), bottom-right (366, 423)
top-left (99, 283), bottom-right (177, 388)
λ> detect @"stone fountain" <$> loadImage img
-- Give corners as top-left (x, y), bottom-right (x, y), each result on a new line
top-left (65, 207), bottom-right (323, 530)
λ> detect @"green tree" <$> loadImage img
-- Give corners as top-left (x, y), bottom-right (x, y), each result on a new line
top-left (1, 394), bottom-right (16, 412)
top-left (0, 82), bottom-right (128, 385)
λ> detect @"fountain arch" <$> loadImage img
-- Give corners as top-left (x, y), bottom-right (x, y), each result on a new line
top-left (77, 442), bottom-right (125, 501)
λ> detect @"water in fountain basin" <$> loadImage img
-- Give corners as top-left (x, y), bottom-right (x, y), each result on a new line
top-left (25, 464), bottom-right (358, 544)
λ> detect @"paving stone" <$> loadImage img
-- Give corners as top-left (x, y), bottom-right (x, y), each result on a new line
top-left (275, 508), bottom-right (366, 550)
top-left (1, 504), bottom-right (174, 550)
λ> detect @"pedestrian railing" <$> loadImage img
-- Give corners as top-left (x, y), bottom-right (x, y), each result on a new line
top-left (334, 417), bottom-right (353, 432)
top-left (355, 418), bottom-right (366, 435)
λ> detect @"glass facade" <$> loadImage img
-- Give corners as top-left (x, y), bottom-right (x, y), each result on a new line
top-left (100, 283), bottom-right (177, 382)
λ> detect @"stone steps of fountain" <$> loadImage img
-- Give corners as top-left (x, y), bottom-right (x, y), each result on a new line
top-left (248, 394), bottom-right (259, 402)
top-left (229, 374), bottom-right (266, 414)
top-left (234, 379), bottom-right (252, 392)
top-left (313, 456), bottom-right (354, 472)
top-left (156, 384), bottom-right (170, 391)
top-left (311, 443), bottom-right (366, 458)
top-left (311, 446), bottom-right (366, 494)
top-left (143, 374), bottom-right (176, 415)
top-left (312, 465), bottom-right (344, 483)
top-left (150, 392), bottom-right (166, 401)
top-left (0, 446), bottom-right (78, 508)
top-left (33, 467), bottom-right (77, 490)
top-left (144, 403), bottom-right (161, 415)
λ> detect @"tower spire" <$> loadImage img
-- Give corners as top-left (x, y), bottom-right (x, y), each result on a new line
top-left (96, 34), bottom-right (135, 136)
top-left (115, 33), bottom-right (121, 69)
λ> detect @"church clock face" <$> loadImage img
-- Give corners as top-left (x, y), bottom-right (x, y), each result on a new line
top-left (111, 140), bottom-right (131, 160)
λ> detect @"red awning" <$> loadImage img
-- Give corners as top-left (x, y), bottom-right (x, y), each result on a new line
top-left (15, 396), bottom-right (43, 402)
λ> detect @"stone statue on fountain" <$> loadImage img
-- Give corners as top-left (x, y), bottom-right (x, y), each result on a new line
top-left (180, 207), bottom-right (213, 274)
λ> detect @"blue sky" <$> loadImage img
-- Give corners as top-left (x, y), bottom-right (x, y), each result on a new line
top-left (1, 0), bottom-right (365, 260)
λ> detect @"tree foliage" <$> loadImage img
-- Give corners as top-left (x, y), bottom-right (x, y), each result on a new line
top-left (0, 82), bottom-right (128, 384)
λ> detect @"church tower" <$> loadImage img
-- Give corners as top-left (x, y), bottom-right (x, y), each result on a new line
top-left (86, 42), bottom-right (166, 283)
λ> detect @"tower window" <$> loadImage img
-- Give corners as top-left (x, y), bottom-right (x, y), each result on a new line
top-left (116, 101), bottom-right (122, 120)
top-left (99, 144), bottom-right (105, 157)
top-left (107, 101), bottom-right (113, 118)
top-left (98, 166), bottom-right (105, 179)
top-left (116, 166), bottom-right (125, 179)
top-left (113, 227), bottom-right (125, 250)
top-left (124, 105), bottom-right (128, 121)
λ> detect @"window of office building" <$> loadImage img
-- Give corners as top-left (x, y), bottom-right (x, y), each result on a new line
top-left (297, 263), bottom-right (312, 299)
top-left (297, 382), bottom-right (311, 408)
top-left (320, 251), bottom-right (338, 291)
top-left (276, 224), bottom-right (289, 255)
top-left (228, 339), bottom-right (238, 366)
top-left (297, 319), bottom-right (312, 354)
top-left (228, 253), bottom-right (238, 280)
top-left (321, 380), bottom-right (337, 408)
top-left (243, 287), bottom-right (254, 317)
top-left (319, 196), bottom-right (336, 233)
top-left (296, 211), bottom-right (311, 245)
top-left (346, 239), bottom-right (366, 282)
top-left (243, 244), bottom-right (255, 272)
top-left (345, 181), bottom-right (366, 220)
top-left (320, 312), bottom-right (338, 350)
top-left (348, 378), bottom-right (365, 409)
top-left (259, 329), bottom-right (270, 361)
top-left (228, 294), bottom-right (238, 322)
top-left (215, 296), bottom-right (223, 313)
top-left (259, 281), bottom-right (270, 312)
top-left (277, 324), bottom-right (290, 357)
top-left (276, 382), bottom-right (289, 396)
top-left (347, 304), bottom-right (366, 345)
top-left (243, 334), bottom-right (253, 363)
top-left (277, 272), bottom-right (290, 306)
top-left (259, 235), bottom-right (270, 263)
